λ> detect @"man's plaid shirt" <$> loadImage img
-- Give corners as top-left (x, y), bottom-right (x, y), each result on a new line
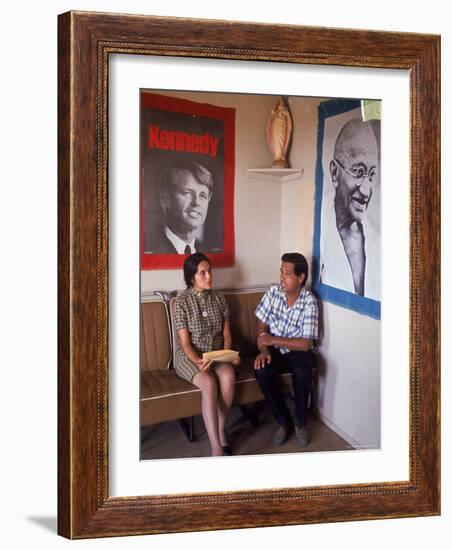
top-left (255, 284), bottom-right (318, 354)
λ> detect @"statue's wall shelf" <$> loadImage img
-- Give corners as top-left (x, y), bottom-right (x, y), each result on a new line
top-left (246, 168), bottom-right (304, 183)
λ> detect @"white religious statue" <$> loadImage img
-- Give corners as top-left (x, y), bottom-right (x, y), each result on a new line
top-left (266, 97), bottom-right (292, 168)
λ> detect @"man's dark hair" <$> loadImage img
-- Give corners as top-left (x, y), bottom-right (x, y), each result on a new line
top-left (281, 252), bottom-right (309, 284)
top-left (183, 252), bottom-right (210, 288)
top-left (159, 160), bottom-right (214, 198)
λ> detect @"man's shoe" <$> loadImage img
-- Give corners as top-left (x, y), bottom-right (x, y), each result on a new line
top-left (295, 424), bottom-right (310, 447)
top-left (272, 424), bottom-right (290, 446)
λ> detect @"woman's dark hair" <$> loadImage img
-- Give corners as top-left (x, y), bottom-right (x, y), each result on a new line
top-left (281, 252), bottom-right (308, 285)
top-left (183, 252), bottom-right (211, 288)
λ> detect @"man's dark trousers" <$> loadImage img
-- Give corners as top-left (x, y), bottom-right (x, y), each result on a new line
top-left (254, 347), bottom-right (314, 428)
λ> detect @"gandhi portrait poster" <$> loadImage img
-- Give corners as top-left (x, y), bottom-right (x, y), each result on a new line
top-left (140, 92), bottom-right (235, 269)
top-left (312, 98), bottom-right (381, 319)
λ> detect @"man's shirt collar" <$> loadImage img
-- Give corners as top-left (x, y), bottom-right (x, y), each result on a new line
top-left (276, 284), bottom-right (307, 308)
top-left (164, 226), bottom-right (196, 254)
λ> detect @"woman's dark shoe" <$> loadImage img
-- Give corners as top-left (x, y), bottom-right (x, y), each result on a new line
top-left (222, 445), bottom-right (233, 456)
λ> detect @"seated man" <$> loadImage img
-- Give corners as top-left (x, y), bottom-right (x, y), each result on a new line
top-left (254, 252), bottom-right (318, 447)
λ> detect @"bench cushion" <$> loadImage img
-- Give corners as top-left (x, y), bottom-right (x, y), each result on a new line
top-left (140, 289), bottom-right (297, 428)
top-left (140, 358), bottom-right (293, 425)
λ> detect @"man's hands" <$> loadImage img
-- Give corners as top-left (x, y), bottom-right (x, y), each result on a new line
top-left (254, 331), bottom-right (273, 369)
top-left (254, 349), bottom-right (271, 370)
top-left (257, 333), bottom-right (273, 348)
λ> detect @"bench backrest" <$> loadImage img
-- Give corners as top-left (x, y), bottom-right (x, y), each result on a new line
top-left (223, 291), bottom-right (264, 358)
top-left (141, 289), bottom-right (266, 371)
top-left (140, 299), bottom-right (172, 371)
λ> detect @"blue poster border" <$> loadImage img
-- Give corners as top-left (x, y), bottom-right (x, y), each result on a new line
top-left (311, 98), bottom-right (381, 320)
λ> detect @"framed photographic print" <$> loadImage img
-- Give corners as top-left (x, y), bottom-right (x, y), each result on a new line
top-left (58, 11), bottom-right (440, 538)
top-left (137, 88), bottom-right (383, 464)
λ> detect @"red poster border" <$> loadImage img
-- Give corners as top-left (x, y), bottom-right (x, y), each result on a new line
top-left (140, 93), bottom-right (235, 269)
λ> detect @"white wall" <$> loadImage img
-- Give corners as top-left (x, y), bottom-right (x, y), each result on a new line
top-left (282, 97), bottom-right (322, 282)
top-left (2, 1), bottom-right (449, 549)
top-left (281, 97), bottom-right (320, 282)
top-left (316, 304), bottom-right (380, 448)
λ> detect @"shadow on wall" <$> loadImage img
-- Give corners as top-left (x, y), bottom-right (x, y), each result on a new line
top-left (311, 296), bottom-right (336, 414)
top-left (26, 516), bottom-right (57, 533)
top-left (314, 352), bottom-right (336, 412)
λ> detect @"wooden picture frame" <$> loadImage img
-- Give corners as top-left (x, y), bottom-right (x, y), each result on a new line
top-left (58, 11), bottom-right (440, 539)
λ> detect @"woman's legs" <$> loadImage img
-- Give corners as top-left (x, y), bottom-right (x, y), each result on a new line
top-left (192, 370), bottom-right (223, 456)
top-left (214, 364), bottom-right (236, 447)
top-left (192, 364), bottom-right (236, 455)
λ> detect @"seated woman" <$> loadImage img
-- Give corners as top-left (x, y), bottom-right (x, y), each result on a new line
top-left (173, 252), bottom-right (240, 456)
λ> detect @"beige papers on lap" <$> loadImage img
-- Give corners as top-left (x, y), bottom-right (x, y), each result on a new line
top-left (202, 349), bottom-right (239, 363)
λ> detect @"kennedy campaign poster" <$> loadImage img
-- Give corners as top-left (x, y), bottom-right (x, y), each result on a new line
top-left (140, 92), bottom-right (235, 269)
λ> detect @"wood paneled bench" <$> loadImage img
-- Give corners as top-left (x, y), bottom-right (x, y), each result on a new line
top-left (140, 289), bottom-right (297, 439)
